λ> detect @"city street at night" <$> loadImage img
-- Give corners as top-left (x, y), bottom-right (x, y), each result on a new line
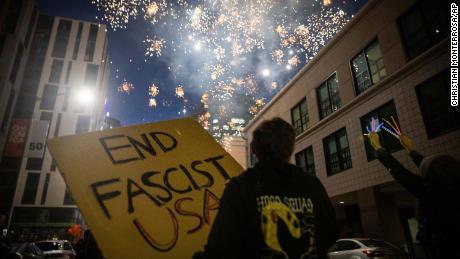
top-left (0, 0), bottom-right (458, 258)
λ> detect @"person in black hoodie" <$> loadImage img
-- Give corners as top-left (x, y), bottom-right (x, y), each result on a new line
top-left (194, 117), bottom-right (338, 259)
top-left (367, 132), bottom-right (460, 259)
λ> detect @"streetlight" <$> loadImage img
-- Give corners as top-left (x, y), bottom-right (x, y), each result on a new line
top-left (75, 87), bottom-right (95, 104)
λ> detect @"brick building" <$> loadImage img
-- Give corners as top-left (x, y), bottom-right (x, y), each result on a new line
top-left (244, 0), bottom-right (457, 253)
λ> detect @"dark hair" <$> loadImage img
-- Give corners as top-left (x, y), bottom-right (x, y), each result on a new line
top-left (251, 117), bottom-right (295, 162)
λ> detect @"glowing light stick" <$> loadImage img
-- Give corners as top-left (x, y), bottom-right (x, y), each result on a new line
top-left (382, 116), bottom-right (402, 139)
top-left (364, 117), bottom-right (384, 136)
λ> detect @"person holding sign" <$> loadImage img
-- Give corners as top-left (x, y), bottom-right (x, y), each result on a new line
top-left (194, 117), bottom-right (338, 259)
top-left (366, 118), bottom-right (460, 259)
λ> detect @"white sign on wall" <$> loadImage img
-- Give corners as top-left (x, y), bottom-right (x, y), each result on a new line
top-left (26, 120), bottom-right (50, 158)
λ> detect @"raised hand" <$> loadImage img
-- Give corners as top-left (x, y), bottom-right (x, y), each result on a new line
top-left (364, 117), bottom-right (384, 150)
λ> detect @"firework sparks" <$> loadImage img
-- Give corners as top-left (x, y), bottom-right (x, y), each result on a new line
top-left (93, 0), bottom-right (351, 139)
top-left (149, 83), bottom-right (159, 97)
top-left (288, 55), bottom-right (300, 66)
top-left (144, 36), bottom-right (166, 57)
top-left (272, 49), bottom-right (284, 65)
top-left (117, 80), bottom-right (134, 94)
top-left (175, 85), bottom-right (185, 98)
top-left (201, 92), bottom-right (209, 105)
top-left (149, 98), bottom-right (157, 107)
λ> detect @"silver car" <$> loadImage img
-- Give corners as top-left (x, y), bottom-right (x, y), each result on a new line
top-left (35, 240), bottom-right (76, 259)
top-left (328, 238), bottom-right (408, 259)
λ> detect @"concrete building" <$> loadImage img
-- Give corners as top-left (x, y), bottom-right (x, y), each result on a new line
top-left (244, 0), bottom-right (456, 254)
top-left (0, 0), bottom-right (37, 170)
top-left (101, 116), bottom-right (121, 130)
top-left (0, 4), bottom-right (109, 239)
top-left (0, 0), bottom-right (40, 229)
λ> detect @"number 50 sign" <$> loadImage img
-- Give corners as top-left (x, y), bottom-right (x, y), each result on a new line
top-left (26, 120), bottom-right (50, 158)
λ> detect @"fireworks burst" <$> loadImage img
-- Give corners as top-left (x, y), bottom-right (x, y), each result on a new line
top-left (117, 80), bottom-right (134, 94)
top-left (144, 37), bottom-right (166, 57)
top-left (175, 85), bottom-right (185, 98)
top-left (149, 83), bottom-right (159, 97)
top-left (148, 98), bottom-right (157, 107)
top-left (93, 0), bottom-right (352, 138)
top-left (288, 55), bottom-right (300, 66)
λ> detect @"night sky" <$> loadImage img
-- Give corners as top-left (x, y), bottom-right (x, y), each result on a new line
top-left (37, 0), bottom-right (368, 128)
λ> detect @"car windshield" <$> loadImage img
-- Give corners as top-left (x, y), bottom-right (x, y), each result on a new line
top-left (9, 243), bottom-right (23, 253)
top-left (360, 239), bottom-right (394, 248)
top-left (36, 242), bottom-right (61, 251)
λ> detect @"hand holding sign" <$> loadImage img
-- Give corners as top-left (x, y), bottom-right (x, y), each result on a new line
top-left (47, 119), bottom-right (243, 259)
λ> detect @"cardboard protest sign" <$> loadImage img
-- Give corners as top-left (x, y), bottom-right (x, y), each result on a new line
top-left (47, 118), bottom-right (244, 259)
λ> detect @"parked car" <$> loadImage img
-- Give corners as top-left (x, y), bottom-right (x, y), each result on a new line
top-left (328, 238), bottom-right (408, 259)
top-left (35, 240), bottom-right (76, 259)
top-left (7, 242), bottom-right (45, 259)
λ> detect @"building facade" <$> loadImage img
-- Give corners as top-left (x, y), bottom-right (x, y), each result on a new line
top-left (244, 0), bottom-right (456, 254)
top-left (0, 0), bottom-right (37, 172)
top-left (0, 4), bottom-right (109, 239)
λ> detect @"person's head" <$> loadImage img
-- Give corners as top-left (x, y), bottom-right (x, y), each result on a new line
top-left (420, 154), bottom-right (460, 183)
top-left (250, 117), bottom-right (295, 163)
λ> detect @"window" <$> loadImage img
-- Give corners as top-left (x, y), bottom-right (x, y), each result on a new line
top-left (339, 241), bottom-right (361, 251)
top-left (49, 59), bottom-right (64, 83)
top-left (40, 174), bottom-right (50, 204)
top-left (54, 113), bottom-right (62, 137)
top-left (291, 98), bottom-right (309, 135)
top-left (1, 89), bottom-right (15, 133)
top-left (9, 44), bottom-right (24, 83)
top-left (72, 22), bottom-right (83, 60)
top-left (317, 73), bottom-right (341, 119)
top-left (52, 19), bottom-right (72, 58)
top-left (398, 0), bottom-right (449, 60)
top-left (351, 40), bottom-right (387, 95)
top-left (22, 173), bottom-right (40, 204)
top-left (26, 158), bottom-right (43, 170)
top-left (295, 146), bottom-right (315, 175)
top-left (85, 64), bottom-right (99, 87)
top-left (13, 14), bottom-right (54, 120)
top-left (76, 115), bottom-right (91, 133)
top-left (24, 8), bottom-right (38, 47)
top-left (63, 242), bottom-right (72, 251)
top-left (62, 88), bottom-right (71, 112)
top-left (360, 101), bottom-right (402, 160)
top-left (40, 112), bottom-right (53, 122)
top-left (84, 24), bottom-right (98, 62)
top-left (416, 70), bottom-right (460, 138)
top-left (50, 159), bottom-right (57, 171)
top-left (63, 187), bottom-right (75, 205)
top-left (40, 84), bottom-right (58, 110)
top-left (65, 61), bottom-right (72, 84)
top-left (4, 0), bottom-right (24, 33)
top-left (323, 128), bottom-right (352, 176)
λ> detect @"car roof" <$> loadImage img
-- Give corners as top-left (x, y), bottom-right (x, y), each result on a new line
top-left (35, 240), bottom-right (68, 244)
top-left (336, 238), bottom-right (381, 244)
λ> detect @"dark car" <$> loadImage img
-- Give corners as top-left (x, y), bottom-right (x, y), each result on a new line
top-left (7, 242), bottom-right (45, 259)
top-left (35, 240), bottom-right (76, 259)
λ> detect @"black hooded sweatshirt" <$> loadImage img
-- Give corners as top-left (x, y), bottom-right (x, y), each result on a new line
top-left (194, 161), bottom-right (338, 259)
